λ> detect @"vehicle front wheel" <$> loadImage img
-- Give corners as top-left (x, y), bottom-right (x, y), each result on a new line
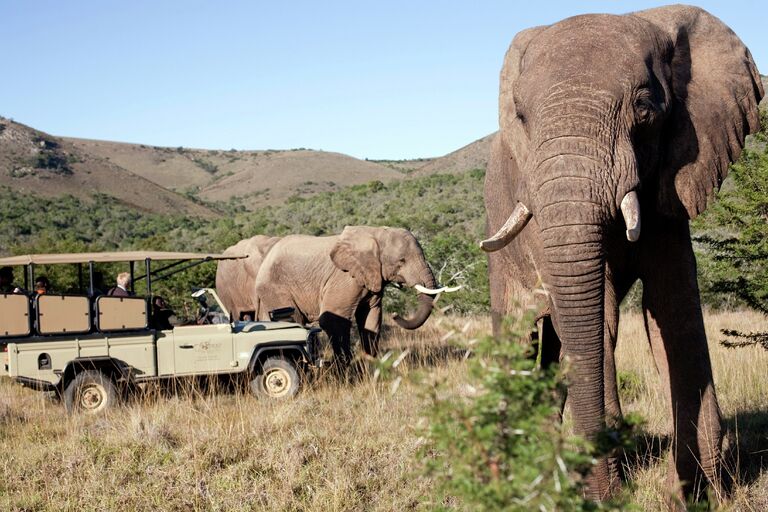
top-left (63, 370), bottom-right (120, 414)
top-left (250, 358), bottom-right (300, 399)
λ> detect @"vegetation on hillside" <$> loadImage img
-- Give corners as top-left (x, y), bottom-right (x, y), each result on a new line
top-left (0, 170), bottom-right (489, 314)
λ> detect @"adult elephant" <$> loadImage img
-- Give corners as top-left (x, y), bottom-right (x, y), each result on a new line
top-left (216, 235), bottom-right (280, 321)
top-left (225, 226), bottom-right (446, 364)
top-left (482, 5), bottom-right (762, 506)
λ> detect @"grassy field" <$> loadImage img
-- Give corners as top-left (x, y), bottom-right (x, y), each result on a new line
top-left (1, 310), bottom-right (766, 511)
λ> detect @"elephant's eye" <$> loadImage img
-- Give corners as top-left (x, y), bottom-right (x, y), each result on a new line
top-left (633, 94), bottom-right (656, 124)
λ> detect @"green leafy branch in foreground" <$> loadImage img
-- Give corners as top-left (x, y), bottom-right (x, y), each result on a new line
top-left (420, 313), bottom-right (635, 511)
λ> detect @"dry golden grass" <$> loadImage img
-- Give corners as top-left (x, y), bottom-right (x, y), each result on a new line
top-left (0, 310), bottom-right (766, 511)
top-left (615, 310), bottom-right (768, 511)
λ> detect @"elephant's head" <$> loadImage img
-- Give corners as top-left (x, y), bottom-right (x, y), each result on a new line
top-left (481, 3), bottom-right (762, 451)
top-left (330, 226), bottom-right (439, 329)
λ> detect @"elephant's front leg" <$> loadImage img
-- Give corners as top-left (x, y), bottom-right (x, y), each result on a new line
top-left (319, 285), bottom-right (367, 370)
top-left (355, 294), bottom-right (382, 357)
top-left (640, 224), bottom-right (725, 507)
top-left (594, 268), bottom-right (623, 496)
top-left (319, 312), bottom-right (353, 368)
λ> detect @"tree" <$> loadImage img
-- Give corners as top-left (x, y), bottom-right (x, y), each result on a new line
top-left (694, 109), bottom-right (768, 349)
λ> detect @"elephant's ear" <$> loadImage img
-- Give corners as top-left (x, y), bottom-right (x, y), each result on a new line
top-left (635, 5), bottom-right (764, 219)
top-left (330, 227), bottom-right (383, 293)
top-left (499, 25), bottom-right (546, 168)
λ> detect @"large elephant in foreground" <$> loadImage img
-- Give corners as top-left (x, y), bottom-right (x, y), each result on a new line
top-left (218, 226), bottom-right (446, 364)
top-left (482, 5), bottom-right (763, 506)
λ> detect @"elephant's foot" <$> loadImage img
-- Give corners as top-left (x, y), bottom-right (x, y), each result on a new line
top-left (663, 466), bottom-right (688, 512)
top-left (663, 451), bottom-right (730, 511)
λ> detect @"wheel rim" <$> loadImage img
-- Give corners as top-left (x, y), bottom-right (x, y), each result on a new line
top-left (79, 383), bottom-right (107, 412)
top-left (263, 368), bottom-right (292, 398)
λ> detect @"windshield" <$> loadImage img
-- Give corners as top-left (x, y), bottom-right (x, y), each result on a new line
top-left (192, 289), bottom-right (229, 324)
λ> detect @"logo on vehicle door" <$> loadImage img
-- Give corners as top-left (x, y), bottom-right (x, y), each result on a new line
top-left (198, 341), bottom-right (221, 351)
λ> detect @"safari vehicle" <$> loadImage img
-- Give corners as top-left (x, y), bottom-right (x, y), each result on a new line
top-left (0, 251), bottom-right (321, 413)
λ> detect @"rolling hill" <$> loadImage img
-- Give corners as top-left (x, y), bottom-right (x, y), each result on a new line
top-left (61, 134), bottom-right (494, 209)
top-left (63, 138), bottom-right (409, 207)
top-left (411, 133), bottom-right (493, 176)
top-left (0, 118), bottom-right (217, 217)
top-left (1, 119), bottom-right (494, 211)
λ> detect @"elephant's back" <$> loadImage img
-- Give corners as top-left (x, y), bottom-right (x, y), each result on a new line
top-left (260, 235), bottom-right (339, 281)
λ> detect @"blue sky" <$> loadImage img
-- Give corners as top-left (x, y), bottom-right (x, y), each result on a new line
top-left (2, 1), bottom-right (765, 160)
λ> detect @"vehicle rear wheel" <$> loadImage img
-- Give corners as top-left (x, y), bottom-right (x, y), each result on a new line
top-left (63, 370), bottom-right (120, 414)
top-left (250, 357), bottom-right (300, 399)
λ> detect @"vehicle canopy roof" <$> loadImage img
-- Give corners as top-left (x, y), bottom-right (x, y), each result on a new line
top-left (0, 251), bottom-right (246, 266)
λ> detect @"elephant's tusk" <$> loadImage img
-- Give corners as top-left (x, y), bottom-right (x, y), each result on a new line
top-left (480, 202), bottom-right (532, 252)
top-left (620, 191), bottom-right (641, 242)
top-left (414, 284), bottom-right (462, 295)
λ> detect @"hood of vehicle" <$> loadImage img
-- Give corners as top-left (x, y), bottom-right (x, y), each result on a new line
top-left (233, 321), bottom-right (305, 333)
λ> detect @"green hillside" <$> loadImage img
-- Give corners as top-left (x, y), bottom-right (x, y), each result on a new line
top-left (0, 169), bottom-right (489, 314)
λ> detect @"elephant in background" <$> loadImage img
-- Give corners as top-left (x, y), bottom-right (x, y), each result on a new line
top-left (216, 235), bottom-right (280, 321)
top-left (218, 226), bottom-right (446, 365)
top-left (482, 5), bottom-right (762, 506)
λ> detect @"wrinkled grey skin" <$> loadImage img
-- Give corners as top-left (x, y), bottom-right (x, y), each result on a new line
top-left (484, 5), bottom-right (763, 506)
top-left (218, 227), bottom-right (437, 362)
top-left (216, 235), bottom-right (281, 321)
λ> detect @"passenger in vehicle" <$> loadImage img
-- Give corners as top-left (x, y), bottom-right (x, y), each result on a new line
top-left (34, 276), bottom-right (50, 295)
top-left (91, 271), bottom-right (107, 296)
top-left (151, 296), bottom-right (176, 330)
top-left (107, 272), bottom-right (133, 297)
top-left (0, 267), bottom-right (24, 294)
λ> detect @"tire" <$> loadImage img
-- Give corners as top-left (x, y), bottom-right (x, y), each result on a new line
top-left (63, 370), bottom-right (120, 414)
top-left (250, 357), bottom-right (300, 399)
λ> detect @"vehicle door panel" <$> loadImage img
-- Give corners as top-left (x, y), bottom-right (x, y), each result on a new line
top-left (171, 324), bottom-right (234, 375)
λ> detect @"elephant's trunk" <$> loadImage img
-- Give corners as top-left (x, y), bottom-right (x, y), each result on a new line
top-left (392, 263), bottom-right (437, 330)
top-left (531, 103), bottom-right (620, 488)
top-left (533, 121), bottom-right (614, 495)
top-left (538, 194), bottom-right (608, 497)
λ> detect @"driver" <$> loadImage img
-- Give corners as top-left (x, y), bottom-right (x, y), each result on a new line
top-left (196, 293), bottom-right (211, 324)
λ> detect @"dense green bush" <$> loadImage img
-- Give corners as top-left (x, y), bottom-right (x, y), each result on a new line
top-left (421, 312), bottom-right (633, 511)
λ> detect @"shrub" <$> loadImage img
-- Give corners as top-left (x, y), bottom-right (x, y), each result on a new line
top-left (421, 312), bottom-right (632, 511)
top-left (192, 158), bottom-right (218, 174)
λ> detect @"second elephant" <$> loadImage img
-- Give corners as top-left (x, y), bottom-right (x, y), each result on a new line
top-left (218, 226), bottom-right (441, 364)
